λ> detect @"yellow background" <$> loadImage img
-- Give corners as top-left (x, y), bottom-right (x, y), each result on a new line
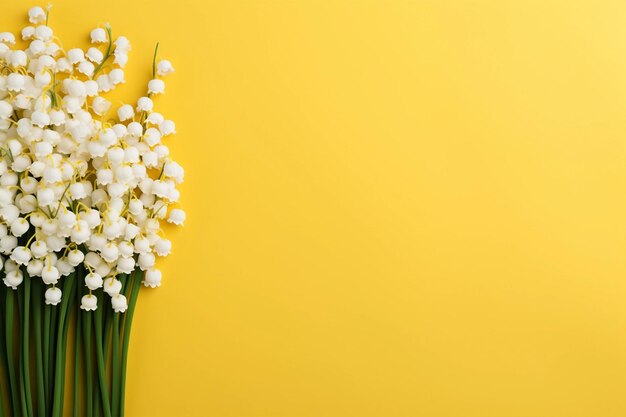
top-left (4, 0), bottom-right (626, 416)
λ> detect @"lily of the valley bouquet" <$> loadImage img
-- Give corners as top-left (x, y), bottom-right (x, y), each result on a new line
top-left (0, 6), bottom-right (184, 417)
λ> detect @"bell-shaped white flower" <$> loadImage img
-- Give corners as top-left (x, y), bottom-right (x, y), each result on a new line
top-left (10, 218), bottom-right (30, 237)
top-left (136, 97), bottom-right (153, 112)
top-left (143, 268), bottom-right (162, 288)
top-left (67, 48), bottom-right (85, 65)
top-left (117, 256), bottom-right (135, 274)
top-left (86, 47), bottom-right (104, 64)
top-left (154, 238), bottom-right (172, 256)
top-left (4, 270), bottom-right (23, 289)
top-left (156, 59), bottom-right (174, 76)
top-left (90, 28), bottom-right (107, 44)
top-left (27, 259), bottom-right (44, 276)
top-left (67, 249), bottom-right (85, 267)
top-left (30, 240), bottom-right (48, 259)
top-left (41, 264), bottom-right (60, 285)
top-left (85, 272), bottom-right (103, 290)
top-left (117, 104), bottom-right (134, 121)
top-left (35, 25), bottom-right (53, 41)
top-left (70, 220), bottom-right (91, 244)
top-left (37, 188), bottom-right (55, 207)
top-left (137, 252), bottom-right (155, 271)
top-left (103, 277), bottom-right (122, 295)
top-left (92, 96), bottom-right (111, 115)
top-left (7, 73), bottom-right (25, 92)
top-left (111, 294), bottom-right (128, 313)
top-left (10, 246), bottom-right (31, 265)
top-left (0, 236), bottom-right (18, 255)
top-left (45, 287), bottom-right (62, 305)
top-left (109, 69), bottom-right (125, 85)
top-left (167, 208), bottom-right (186, 225)
top-left (28, 6), bottom-right (46, 24)
top-left (80, 294), bottom-right (97, 311)
top-left (148, 79), bottom-right (165, 95)
top-left (0, 101), bottom-right (13, 119)
top-left (57, 259), bottom-right (75, 276)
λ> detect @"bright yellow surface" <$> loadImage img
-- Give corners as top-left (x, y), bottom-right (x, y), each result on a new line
top-left (5, 0), bottom-right (626, 415)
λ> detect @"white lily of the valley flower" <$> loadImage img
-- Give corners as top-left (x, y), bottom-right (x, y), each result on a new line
top-left (156, 59), bottom-right (174, 76)
top-left (148, 79), bottom-right (165, 95)
top-left (45, 287), bottom-right (62, 305)
top-left (28, 6), bottom-right (46, 24)
top-left (167, 209), bottom-right (186, 225)
top-left (143, 268), bottom-right (162, 288)
top-left (90, 27), bottom-right (107, 44)
top-left (80, 294), bottom-right (97, 311)
top-left (3, 270), bottom-right (22, 289)
top-left (85, 272), bottom-right (104, 290)
top-left (111, 294), bottom-right (128, 313)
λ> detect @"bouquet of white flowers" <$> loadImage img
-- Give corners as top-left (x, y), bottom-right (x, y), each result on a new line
top-left (0, 6), bottom-right (184, 417)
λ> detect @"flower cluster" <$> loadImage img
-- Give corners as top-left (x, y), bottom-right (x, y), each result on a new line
top-left (0, 6), bottom-right (184, 312)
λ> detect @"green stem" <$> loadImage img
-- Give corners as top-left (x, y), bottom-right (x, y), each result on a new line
top-left (82, 307), bottom-right (94, 417)
top-left (93, 25), bottom-right (113, 76)
top-left (0, 284), bottom-right (7, 417)
top-left (102, 300), bottom-right (112, 396)
top-left (4, 290), bottom-right (18, 417)
top-left (120, 270), bottom-right (142, 417)
top-left (32, 280), bottom-right (46, 417)
top-left (21, 273), bottom-right (33, 417)
top-left (47, 304), bottom-right (58, 411)
top-left (111, 312), bottom-right (120, 417)
top-left (16, 285), bottom-right (27, 417)
top-left (94, 385), bottom-right (101, 417)
top-left (51, 275), bottom-right (75, 417)
top-left (43, 304), bottom-right (51, 411)
top-left (101, 297), bottom-right (112, 416)
top-left (58, 278), bottom-right (75, 417)
top-left (74, 283), bottom-right (82, 417)
top-left (152, 42), bottom-right (160, 78)
top-left (93, 292), bottom-right (112, 417)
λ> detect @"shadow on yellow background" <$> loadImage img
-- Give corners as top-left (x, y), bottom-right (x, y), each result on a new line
top-left (4, 0), bottom-right (626, 416)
